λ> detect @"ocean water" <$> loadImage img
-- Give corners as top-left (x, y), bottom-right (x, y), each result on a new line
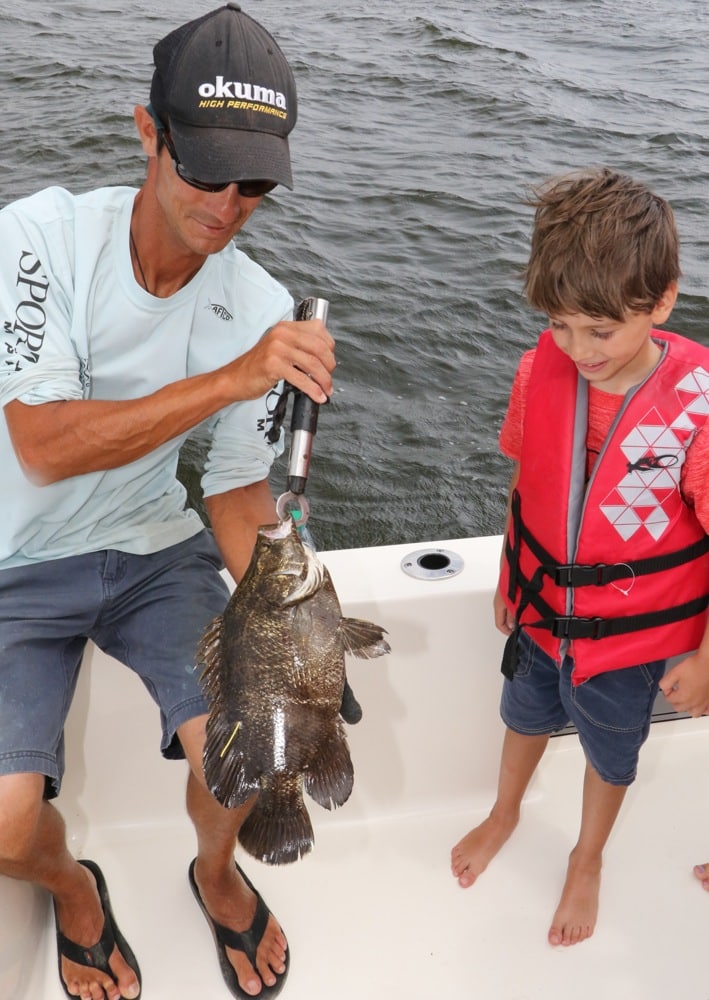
top-left (2, 1), bottom-right (709, 550)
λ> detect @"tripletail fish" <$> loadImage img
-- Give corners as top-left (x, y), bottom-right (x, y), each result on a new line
top-left (197, 517), bottom-right (390, 864)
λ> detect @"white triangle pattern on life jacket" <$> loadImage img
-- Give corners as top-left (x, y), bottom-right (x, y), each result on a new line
top-left (599, 366), bottom-right (709, 541)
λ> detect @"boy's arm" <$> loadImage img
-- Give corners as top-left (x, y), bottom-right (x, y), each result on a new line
top-left (493, 461), bottom-right (520, 636)
top-left (494, 353), bottom-right (529, 635)
top-left (658, 619), bottom-right (709, 717)
top-left (661, 428), bottom-right (709, 717)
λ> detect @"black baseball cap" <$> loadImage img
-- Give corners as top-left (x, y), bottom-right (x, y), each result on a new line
top-left (150, 3), bottom-right (297, 188)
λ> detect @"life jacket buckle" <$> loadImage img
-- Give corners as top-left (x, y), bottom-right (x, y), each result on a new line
top-left (554, 563), bottom-right (612, 587)
top-left (551, 615), bottom-right (607, 640)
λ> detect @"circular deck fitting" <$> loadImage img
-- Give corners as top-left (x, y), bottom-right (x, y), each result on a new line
top-left (400, 548), bottom-right (464, 581)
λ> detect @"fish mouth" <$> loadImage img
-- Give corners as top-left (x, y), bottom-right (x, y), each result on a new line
top-left (260, 519), bottom-right (295, 541)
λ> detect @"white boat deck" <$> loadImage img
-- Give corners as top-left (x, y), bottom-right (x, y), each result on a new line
top-left (3, 535), bottom-right (708, 1000)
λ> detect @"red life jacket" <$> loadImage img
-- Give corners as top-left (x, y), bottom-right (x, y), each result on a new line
top-left (500, 329), bottom-right (709, 684)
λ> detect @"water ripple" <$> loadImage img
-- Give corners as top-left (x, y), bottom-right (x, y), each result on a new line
top-left (3, 0), bottom-right (709, 548)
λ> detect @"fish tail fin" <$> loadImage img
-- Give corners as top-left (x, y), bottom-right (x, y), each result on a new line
top-left (339, 617), bottom-right (391, 659)
top-left (304, 725), bottom-right (354, 810)
top-left (239, 775), bottom-right (314, 866)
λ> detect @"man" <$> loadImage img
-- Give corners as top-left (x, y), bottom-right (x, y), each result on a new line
top-left (0, 5), bottom-right (333, 999)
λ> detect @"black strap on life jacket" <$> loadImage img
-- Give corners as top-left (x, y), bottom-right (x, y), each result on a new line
top-left (501, 489), bottom-right (709, 680)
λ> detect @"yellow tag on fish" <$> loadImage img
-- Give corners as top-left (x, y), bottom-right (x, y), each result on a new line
top-left (220, 721), bottom-right (242, 758)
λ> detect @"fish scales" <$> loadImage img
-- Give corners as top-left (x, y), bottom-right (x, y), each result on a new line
top-left (197, 517), bottom-right (390, 865)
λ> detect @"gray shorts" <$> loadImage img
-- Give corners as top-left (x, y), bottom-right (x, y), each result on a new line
top-left (0, 531), bottom-right (230, 797)
top-left (500, 628), bottom-right (665, 786)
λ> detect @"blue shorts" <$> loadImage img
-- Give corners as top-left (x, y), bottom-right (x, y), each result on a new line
top-left (500, 629), bottom-right (665, 786)
top-left (0, 531), bottom-right (230, 797)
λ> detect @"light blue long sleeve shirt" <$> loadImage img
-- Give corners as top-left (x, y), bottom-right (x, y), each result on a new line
top-left (0, 185), bottom-right (290, 568)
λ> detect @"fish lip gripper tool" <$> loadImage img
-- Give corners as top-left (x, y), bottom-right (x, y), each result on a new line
top-left (275, 296), bottom-right (329, 531)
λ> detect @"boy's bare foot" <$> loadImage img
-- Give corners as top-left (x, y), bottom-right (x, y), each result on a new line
top-left (548, 851), bottom-right (601, 947)
top-left (451, 810), bottom-right (518, 888)
top-left (693, 864), bottom-right (709, 890)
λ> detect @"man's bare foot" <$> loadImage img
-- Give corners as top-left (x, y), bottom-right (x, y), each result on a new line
top-left (191, 858), bottom-right (287, 997)
top-left (451, 810), bottom-right (518, 888)
top-left (54, 861), bottom-right (141, 1000)
top-left (693, 864), bottom-right (709, 891)
top-left (548, 851), bottom-right (601, 947)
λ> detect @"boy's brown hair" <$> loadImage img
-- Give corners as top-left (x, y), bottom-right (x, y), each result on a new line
top-left (524, 167), bottom-right (680, 322)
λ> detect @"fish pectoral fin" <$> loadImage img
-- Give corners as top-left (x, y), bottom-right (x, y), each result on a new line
top-left (339, 617), bottom-right (391, 659)
top-left (239, 774), bottom-right (314, 866)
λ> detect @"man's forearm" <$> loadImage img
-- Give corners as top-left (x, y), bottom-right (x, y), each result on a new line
top-left (4, 315), bottom-right (335, 485)
top-left (4, 366), bottom-right (239, 484)
top-left (205, 479), bottom-right (278, 584)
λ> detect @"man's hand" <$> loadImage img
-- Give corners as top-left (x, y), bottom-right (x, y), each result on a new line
top-left (230, 317), bottom-right (335, 404)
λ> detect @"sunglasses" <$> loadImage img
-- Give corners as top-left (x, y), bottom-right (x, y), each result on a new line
top-left (147, 107), bottom-right (277, 198)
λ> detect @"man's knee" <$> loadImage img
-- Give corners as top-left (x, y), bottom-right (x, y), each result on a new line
top-left (177, 714), bottom-right (208, 782)
top-left (0, 773), bottom-right (46, 863)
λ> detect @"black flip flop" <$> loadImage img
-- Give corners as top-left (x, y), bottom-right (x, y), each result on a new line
top-left (188, 857), bottom-right (289, 1000)
top-left (54, 858), bottom-right (142, 1000)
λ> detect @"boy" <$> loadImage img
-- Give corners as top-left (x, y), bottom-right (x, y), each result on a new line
top-left (451, 168), bottom-right (709, 946)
